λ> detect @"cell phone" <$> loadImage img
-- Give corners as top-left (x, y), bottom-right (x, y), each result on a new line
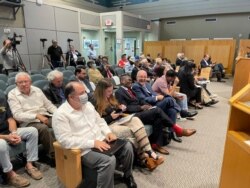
top-left (115, 109), bottom-right (123, 113)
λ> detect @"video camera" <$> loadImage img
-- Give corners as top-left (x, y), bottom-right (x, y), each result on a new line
top-left (8, 32), bottom-right (22, 48)
top-left (67, 38), bottom-right (73, 42)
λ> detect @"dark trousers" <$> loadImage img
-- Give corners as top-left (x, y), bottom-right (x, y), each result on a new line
top-left (155, 96), bottom-right (180, 123)
top-left (51, 60), bottom-right (63, 69)
top-left (26, 121), bottom-right (55, 156)
top-left (135, 107), bottom-right (174, 146)
top-left (81, 142), bottom-right (134, 188)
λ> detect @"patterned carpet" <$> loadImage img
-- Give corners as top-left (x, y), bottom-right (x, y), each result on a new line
top-left (1, 78), bottom-right (233, 188)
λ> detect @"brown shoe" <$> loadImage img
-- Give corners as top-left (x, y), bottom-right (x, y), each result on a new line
top-left (152, 145), bottom-right (170, 155)
top-left (181, 129), bottom-right (196, 137)
top-left (144, 157), bottom-right (158, 171)
top-left (8, 174), bottom-right (30, 187)
top-left (153, 156), bottom-right (165, 166)
top-left (25, 167), bottom-right (43, 180)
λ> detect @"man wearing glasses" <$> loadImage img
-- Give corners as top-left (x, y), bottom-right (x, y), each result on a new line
top-left (8, 72), bottom-right (57, 165)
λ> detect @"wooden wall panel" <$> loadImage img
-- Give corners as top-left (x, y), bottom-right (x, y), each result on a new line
top-left (144, 42), bottom-right (163, 58)
top-left (163, 44), bottom-right (182, 64)
top-left (144, 39), bottom-right (236, 74)
top-left (184, 45), bottom-right (205, 66)
top-left (207, 45), bottom-right (231, 68)
top-left (238, 39), bottom-right (250, 57)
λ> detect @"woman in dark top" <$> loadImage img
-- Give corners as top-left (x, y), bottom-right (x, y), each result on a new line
top-left (178, 61), bottom-right (203, 109)
top-left (93, 78), bottom-right (164, 171)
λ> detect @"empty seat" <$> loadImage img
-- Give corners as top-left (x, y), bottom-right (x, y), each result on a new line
top-left (8, 72), bottom-right (19, 78)
top-left (114, 67), bottom-right (125, 76)
top-left (69, 75), bottom-right (76, 81)
top-left (7, 77), bottom-right (16, 86)
top-left (29, 70), bottom-right (41, 75)
top-left (0, 74), bottom-right (8, 82)
top-left (5, 85), bottom-right (16, 95)
top-left (32, 80), bottom-right (49, 90)
top-left (63, 70), bottom-right (74, 80)
top-left (0, 80), bottom-right (8, 91)
top-left (31, 74), bottom-right (46, 83)
top-left (55, 67), bottom-right (65, 72)
top-left (66, 66), bottom-right (76, 72)
top-left (41, 69), bottom-right (52, 76)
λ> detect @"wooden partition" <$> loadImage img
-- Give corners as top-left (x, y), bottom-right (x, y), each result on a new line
top-left (144, 40), bottom-right (236, 74)
top-left (232, 58), bottom-right (250, 95)
top-left (238, 39), bottom-right (250, 57)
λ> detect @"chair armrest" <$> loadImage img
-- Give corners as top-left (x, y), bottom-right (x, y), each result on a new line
top-left (53, 141), bottom-right (82, 188)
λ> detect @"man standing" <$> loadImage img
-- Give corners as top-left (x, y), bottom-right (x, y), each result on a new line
top-left (88, 44), bottom-right (97, 60)
top-left (43, 70), bottom-right (65, 107)
top-left (47, 40), bottom-right (66, 69)
top-left (52, 82), bottom-right (137, 188)
top-left (0, 39), bottom-right (18, 74)
top-left (74, 67), bottom-right (96, 100)
top-left (0, 94), bottom-right (43, 187)
top-left (8, 72), bottom-right (56, 163)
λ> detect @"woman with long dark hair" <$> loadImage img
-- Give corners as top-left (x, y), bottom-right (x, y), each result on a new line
top-left (93, 78), bottom-right (164, 171)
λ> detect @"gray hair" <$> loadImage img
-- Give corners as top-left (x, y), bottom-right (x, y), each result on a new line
top-left (15, 72), bottom-right (31, 82)
top-left (47, 70), bottom-right (63, 82)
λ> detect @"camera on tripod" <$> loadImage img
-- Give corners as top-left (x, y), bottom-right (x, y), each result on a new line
top-left (8, 32), bottom-right (22, 48)
top-left (67, 38), bottom-right (73, 42)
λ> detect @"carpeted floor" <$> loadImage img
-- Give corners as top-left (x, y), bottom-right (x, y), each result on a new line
top-left (1, 78), bottom-right (233, 188)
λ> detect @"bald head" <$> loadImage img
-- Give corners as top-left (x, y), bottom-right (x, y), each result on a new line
top-left (136, 70), bottom-right (147, 86)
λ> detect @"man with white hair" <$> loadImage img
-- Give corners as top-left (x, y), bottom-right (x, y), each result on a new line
top-left (176, 52), bottom-right (185, 67)
top-left (43, 70), bottom-right (65, 107)
top-left (8, 72), bottom-right (57, 164)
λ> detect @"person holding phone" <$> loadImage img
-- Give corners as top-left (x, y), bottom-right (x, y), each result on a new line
top-left (92, 78), bottom-right (165, 171)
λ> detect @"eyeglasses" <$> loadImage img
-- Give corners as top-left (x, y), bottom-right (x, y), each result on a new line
top-left (16, 80), bottom-right (30, 85)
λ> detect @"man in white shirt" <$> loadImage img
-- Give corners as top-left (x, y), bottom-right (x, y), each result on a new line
top-left (52, 81), bottom-right (137, 188)
top-left (8, 72), bottom-right (57, 162)
top-left (88, 44), bottom-right (97, 60)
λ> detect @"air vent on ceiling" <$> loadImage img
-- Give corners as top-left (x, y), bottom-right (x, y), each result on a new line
top-left (205, 18), bottom-right (217, 22)
top-left (166, 21), bottom-right (176, 25)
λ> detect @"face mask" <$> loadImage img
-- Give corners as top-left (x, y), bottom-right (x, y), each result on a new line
top-left (79, 93), bottom-right (88, 104)
top-left (92, 64), bottom-right (96, 68)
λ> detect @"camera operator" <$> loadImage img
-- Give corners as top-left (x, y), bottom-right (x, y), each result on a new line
top-left (0, 39), bottom-right (18, 75)
top-left (66, 45), bottom-right (84, 67)
top-left (47, 40), bottom-right (66, 69)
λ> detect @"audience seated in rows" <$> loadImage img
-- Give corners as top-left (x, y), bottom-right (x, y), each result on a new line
top-left (92, 78), bottom-right (165, 171)
top-left (115, 74), bottom-right (196, 147)
top-left (8, 72), bottom-right (56, 164)
top-left (152, 69), bottom-right (195, 114)
top-left (52, 81), bottom-right (137, 188)
top-left (0, 94), bottom-right (43, 187)
top-left (124, 56), bottom-right (135, 74)
top-left (132, 70), bottom-right (197, 123)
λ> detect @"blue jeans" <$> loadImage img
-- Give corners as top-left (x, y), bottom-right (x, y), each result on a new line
top-left (0, 127), bottom-right (38, 173)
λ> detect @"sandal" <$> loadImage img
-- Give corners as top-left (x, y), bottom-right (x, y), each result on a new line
top-left (144, 157), bottom-right (158, 171)
top-left (146, 151), bottom-right (165, 166)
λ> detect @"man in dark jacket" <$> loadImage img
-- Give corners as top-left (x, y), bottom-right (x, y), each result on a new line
top-left (43, 70), bottom-right (65, 107)
top-left (115, 75), bottom-right (197, 151)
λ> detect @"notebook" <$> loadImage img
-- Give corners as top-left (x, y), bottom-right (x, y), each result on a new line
top-left (91, 139), bottom-right (127, 156)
